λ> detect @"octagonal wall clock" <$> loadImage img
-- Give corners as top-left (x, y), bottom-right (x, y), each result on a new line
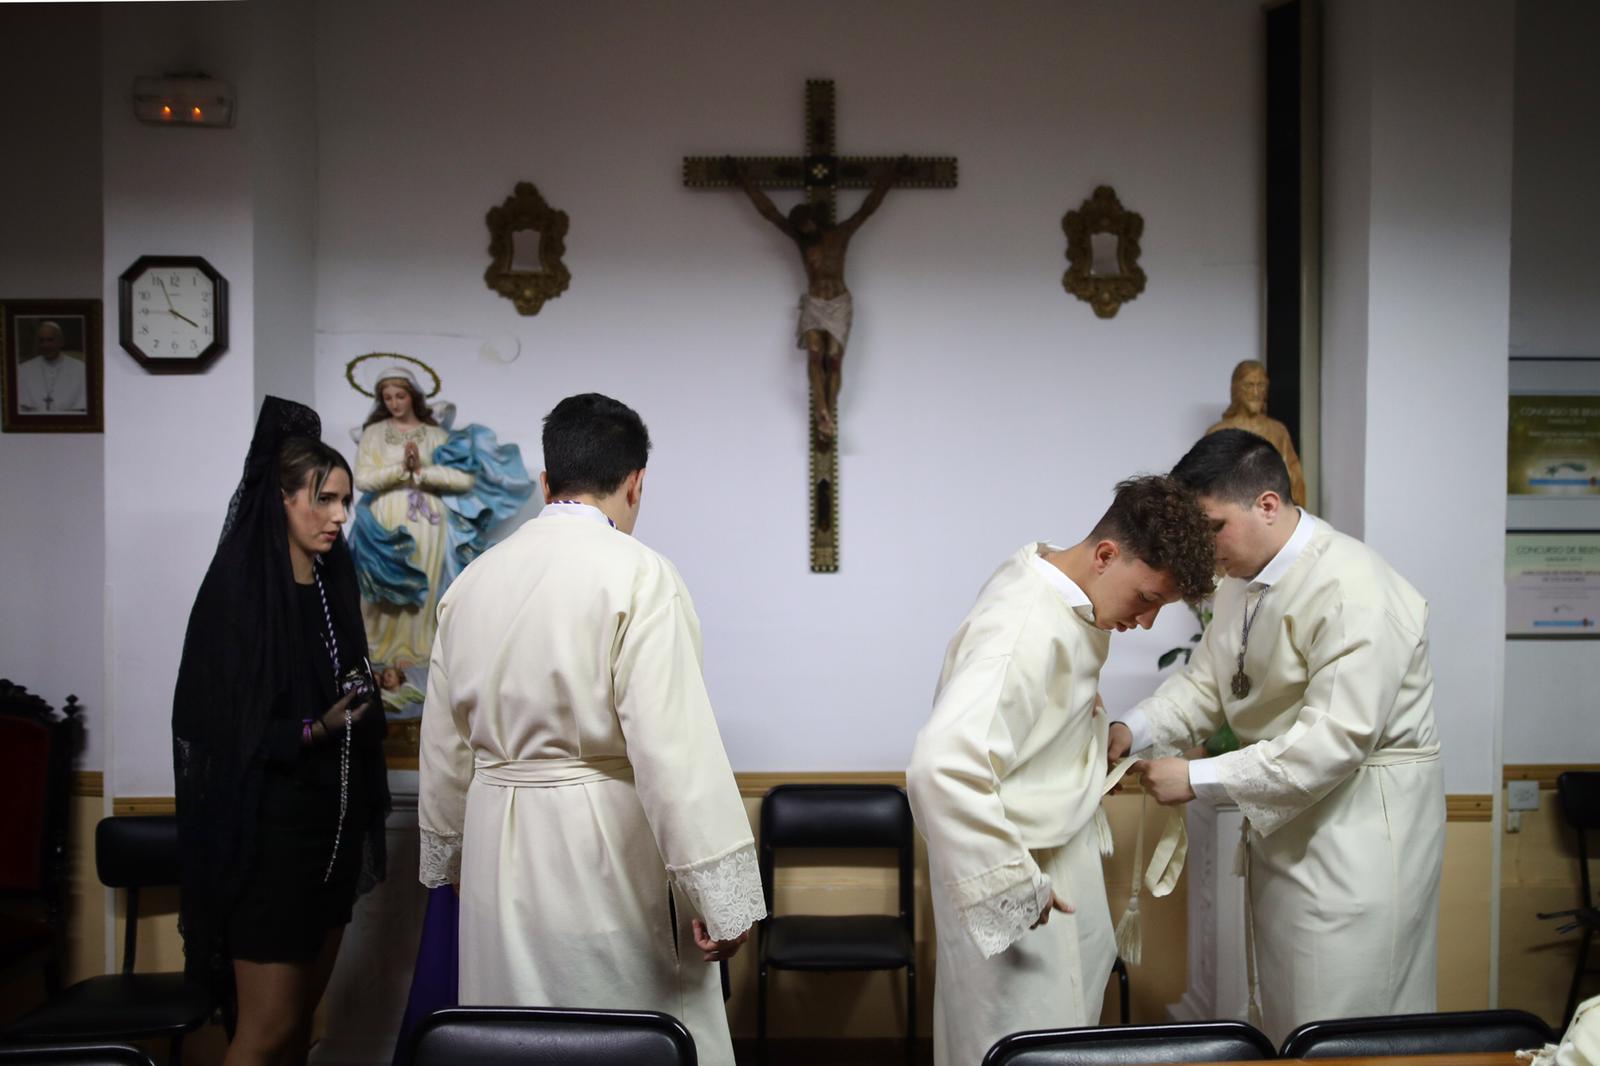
top-left (118, 255), bottom-right (229, 372)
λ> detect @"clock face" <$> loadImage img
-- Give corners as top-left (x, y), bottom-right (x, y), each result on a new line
top-left (118, 256), bottom-right (228, 372)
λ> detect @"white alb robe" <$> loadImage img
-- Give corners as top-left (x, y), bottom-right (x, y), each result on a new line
top-left (417, 504), bottom-right (765, 1066)
top-left (908, 544), bottom-right (1116, 1066)
top-left (1121, 513), bottom-right (1444, 1043)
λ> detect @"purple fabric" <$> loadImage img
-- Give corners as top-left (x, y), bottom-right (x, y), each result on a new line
top-left (392, 885), bottom-right (459, 1065)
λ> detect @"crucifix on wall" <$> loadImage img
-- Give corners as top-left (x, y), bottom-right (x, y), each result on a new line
top-left (684, 79), bottom-right (957, 573)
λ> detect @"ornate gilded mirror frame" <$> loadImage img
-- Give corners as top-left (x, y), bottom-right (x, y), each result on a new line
top-left (484, 181), bottom-right (571, 316)
top-left (1061, 185), bottom-right (1146, 319)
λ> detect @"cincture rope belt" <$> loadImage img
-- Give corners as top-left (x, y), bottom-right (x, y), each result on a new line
top-left (1232, 743), bottom-right (1441, 1030)
top-left (474, 755), bottom-right (634, 787)
top-left (1100, 755), bottom-right (1189, 965)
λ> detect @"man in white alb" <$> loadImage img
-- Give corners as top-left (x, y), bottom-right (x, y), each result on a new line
top-left (908, 476), bottom-right (1216, 1066)
top-left (418, 393), bottom-right (765, 1066)
top-left (1114, 429), bottom-right (1446, 1043)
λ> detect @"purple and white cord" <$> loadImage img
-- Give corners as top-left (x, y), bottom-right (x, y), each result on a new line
top-left (312, 560), bottom-right (351, 884)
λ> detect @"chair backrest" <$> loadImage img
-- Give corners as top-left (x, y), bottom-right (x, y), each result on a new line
top-left (96, 815), bottom-right (181, 890)
top-left (0, 1044), bottom-right (156, 1066)
top-left (1280, 1010), bottom-right (1556, 1058)
top-left (405, 1007), bottom-right (696, 1066)
top-left (983, 1020), bottom-right (1277, 1066)
top-left (758, 784), bottom-right (914, 921)
top-left (1558, 771), bottom-right (1600, 904)
top-left (95, 815), bottom-right (181, 975)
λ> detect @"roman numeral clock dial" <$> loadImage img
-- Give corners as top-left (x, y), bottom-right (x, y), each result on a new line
top-left (117, 255), bottom-right (229, 372)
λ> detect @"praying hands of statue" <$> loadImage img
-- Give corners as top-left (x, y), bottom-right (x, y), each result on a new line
top-left (691, 918), bottom-right (748, 963)
top-left (403, 440), bottom-right (421, 473)
top-left (1032, 890), bottom-right (1075, 928)
top-left (1133, 756), bottom-right (1197, 806)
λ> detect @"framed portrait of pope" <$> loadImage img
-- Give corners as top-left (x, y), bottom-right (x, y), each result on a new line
top-left (1, 300), bottom-right (103, 433)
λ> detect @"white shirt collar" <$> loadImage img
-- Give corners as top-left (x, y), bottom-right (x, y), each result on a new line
top-left (1250, 509), bottom-right (1317, 589)
top-left (539, 501), bottom-right (616, 528)
top-left (1030, 544), bottom-right (1096, 621)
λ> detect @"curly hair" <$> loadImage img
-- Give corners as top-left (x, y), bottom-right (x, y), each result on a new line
top-left (1090, 474), bottom-right (1216, 604)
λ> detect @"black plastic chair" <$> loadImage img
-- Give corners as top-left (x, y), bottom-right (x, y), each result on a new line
top-left (0, 1045), bottom-right (155, 1066)
top-left (983, 1019), bottom-right (1276, 1066)
top-left (1279, 1009), bottom-right (1555, 1058)
top-left (1, 816), bottom-right (210, 1065)
top-left (757, 784), bottom-right (916, 1065)
top-left (1109, 956), bottom-right (1130, 1025)
top-left (1539, 770), bottom-right (1600, 1026)
top-left (405, 1006), bottom-right (696, 1066)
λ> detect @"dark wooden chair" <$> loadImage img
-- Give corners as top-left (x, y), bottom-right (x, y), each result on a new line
top-left (1539, 771), bottom-right (1600, 1025)
top-left (756, 784), bottom-right (916, 1066)
top-left (983, 1019), bottom-right (1276, 1066)
top-left (405, 1007), bottom-right (696, 1066)
top-left (0, 679), bottom-right (83, 994)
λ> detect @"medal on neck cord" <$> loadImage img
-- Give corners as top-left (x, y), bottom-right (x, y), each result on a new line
top-left (1231, 590), bottom-right (1268, 700)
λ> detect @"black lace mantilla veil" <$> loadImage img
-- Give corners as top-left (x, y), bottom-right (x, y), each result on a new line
top-left (172, 396), bottom-right (389, 995)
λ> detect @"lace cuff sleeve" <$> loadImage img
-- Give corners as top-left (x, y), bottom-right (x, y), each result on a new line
top-left (1137, 694), bottom-right (1201, 757)
top-left (419, 827), bottom-right (462, 888)
top-left (957, 871), bottom-right (1053, 958)
top-left (667, 841), bottom-right (767, 942)
top-left (1212, 726), bottom-right (1315, 837)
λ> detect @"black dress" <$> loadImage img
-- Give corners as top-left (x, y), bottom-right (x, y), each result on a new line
top-left (227, 582), bottom-right (374, 963)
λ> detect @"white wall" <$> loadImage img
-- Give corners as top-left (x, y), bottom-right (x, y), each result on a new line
top-left (311, 0), bottom-right (1266, 770)
top-left (1502, 0), bottom-right (1600, 766)
top-left (0, 6), bottom-right (106, 767)
top-left (1323, 0), bottom-right (1515, 794)
top-left (101, 5), bottom-right (264, 797)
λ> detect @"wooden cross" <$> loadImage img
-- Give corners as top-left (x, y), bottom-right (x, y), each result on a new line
top-left (685, 80), bottom-right (957, 573)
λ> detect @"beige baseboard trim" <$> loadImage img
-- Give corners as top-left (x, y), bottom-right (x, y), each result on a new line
top-left (112, 796), bottom-right (176, 816)
top-left (1446, 794), bottom-right (1493, 822)
top-left (72, 770), bottom-right (103, 797)
top-left (103, 782), bottom-right (1497, 819)
top-left (735, 771), bottom-right (907, 798)
top-left (1502, 763), bottom-right (1600, 788)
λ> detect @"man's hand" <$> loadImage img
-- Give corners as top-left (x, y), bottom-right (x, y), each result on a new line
top-left (1134, 757), bottom-right (1196, 806)
top-left (1108, 721), bottom-right (1133, 767)
top-left (692, 918), bottom-right (747, 963)
top-left (1032, 891), bottom-right (1074, 928)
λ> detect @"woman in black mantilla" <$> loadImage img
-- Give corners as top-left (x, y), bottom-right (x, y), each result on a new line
top-left (173, 397), bottom-right (389, 1065)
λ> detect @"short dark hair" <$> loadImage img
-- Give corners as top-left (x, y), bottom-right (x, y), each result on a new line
top-left (1090, 475), bottom-right (1216, 603)
top-left (277, 436), bottom-right (352, 499)
top-left (542, 393), bottom-right (651, 497)
top-left (1171, 429), bottom-right (1294, 506)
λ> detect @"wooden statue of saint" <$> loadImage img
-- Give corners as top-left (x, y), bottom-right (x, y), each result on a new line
top-left (1207, 359), bottom-right (1308, 506)
top-left (724, 156), bottom-right (911, 441)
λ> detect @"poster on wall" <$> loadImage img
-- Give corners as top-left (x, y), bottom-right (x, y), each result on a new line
top-left (1508, 394), bottom-right (1600, 496)
top-left (1506, 531), bottom-right (1600, 639)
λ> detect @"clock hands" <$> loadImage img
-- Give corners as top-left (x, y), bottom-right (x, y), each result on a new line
top-left (155, 276), bottom-right (200, 327)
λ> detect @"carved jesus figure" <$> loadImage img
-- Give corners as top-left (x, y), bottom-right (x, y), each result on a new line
top-left (1206, 359), bottom-right (1308, 506)
top-left (726, 156), bottom-right (908, 440)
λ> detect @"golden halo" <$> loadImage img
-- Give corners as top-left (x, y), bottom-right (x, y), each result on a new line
top-left (345, 352), bottom-right (443, 399)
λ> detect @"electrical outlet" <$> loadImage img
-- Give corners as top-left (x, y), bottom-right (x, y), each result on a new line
top-left (1507, 779), bottom-right (1541, 811)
